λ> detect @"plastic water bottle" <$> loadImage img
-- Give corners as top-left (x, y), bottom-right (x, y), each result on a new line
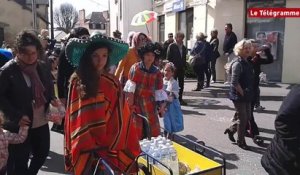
top-left (168, 146), bottom-right (179, 175)
top-left (151, 148), bottom-right (161, 165)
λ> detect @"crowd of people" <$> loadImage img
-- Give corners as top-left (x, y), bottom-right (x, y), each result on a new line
top-left (0, 22), bottom-right (298, 175)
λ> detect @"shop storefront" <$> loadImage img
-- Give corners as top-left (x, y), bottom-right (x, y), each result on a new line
top-left (246, 0), bottom-right (286, 81)
top-left (155, 0), bottom-right (194, 47)
top-left (153, 0), bottom-right (300, 83)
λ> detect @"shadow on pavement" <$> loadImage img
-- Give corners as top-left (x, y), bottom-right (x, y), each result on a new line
top-left (247, 145), bottom-right (267, 155)
top-left (186, 98), bottom-right (220, 105)
top-left (41, 151), bottom-right (65, 174)
top-left (212, 150), bottom-right (239, 170)
top-left (259, 128), bottom-right (276, 135)
top-left (260, 95), bottom-right (285, 101)
top-left (260, 83), bottom-right (282, 88)
top-left (255, 109), bottom-right (278, 115)
top-left (184, 99), bottom-right (235, 111)
top-left (182, 109), bottom-right (206, 116)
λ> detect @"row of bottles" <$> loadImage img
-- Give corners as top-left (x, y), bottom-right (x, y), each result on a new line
top-left (139, 136), bottom-right (179, 175)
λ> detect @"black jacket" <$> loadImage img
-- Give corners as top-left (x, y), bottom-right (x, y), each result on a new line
top-left (210, 37), bottom-right (220, 60)
top-left (166, 43), bottom-right (187, 70)
top-left (0, 59), bottom-right (54, 132)
top-left (229, 58), bottom-right (254, 102)
top-left (57, 47), bottom-right (75, 99)
top-left (249, 50), bottom-right (274, 87)
top-left (261, 85), bottom-right (300, 175)
top-left (162, 40), bottom-right (174, 59)
top-left (223, 32), bottom-right (237, 54)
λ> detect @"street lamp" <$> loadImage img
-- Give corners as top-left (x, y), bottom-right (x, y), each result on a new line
top-left (50, 0), bottom-right (54, 40)
top-left (31, 0), bottom-right (37, 30)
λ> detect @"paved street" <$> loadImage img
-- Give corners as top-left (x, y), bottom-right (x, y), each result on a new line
top-left (40, 80), bottom-right (292, 175)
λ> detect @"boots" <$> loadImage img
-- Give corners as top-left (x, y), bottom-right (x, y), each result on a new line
top-left (192, 82), bottom-right (204, 91)
top-left (224, 129), bottom-right (236, 142)
top-left (205, 81), bottom-right (210, 88)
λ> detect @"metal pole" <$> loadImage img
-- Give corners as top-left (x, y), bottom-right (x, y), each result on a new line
top-left (107, 0), bottom-right (110, 36)
top-left (205, 0), bottom-right (208, 34)
top-left (50, 0), bottom-right (54, 40)
top-left (32, 0), bottom-right (37, 30)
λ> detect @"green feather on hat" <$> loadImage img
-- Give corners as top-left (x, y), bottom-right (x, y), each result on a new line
top-left (66, 34), bottom-right (129, 67)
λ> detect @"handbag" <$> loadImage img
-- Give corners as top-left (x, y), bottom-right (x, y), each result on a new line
top-left (188, 42), bottom-right (206, 67)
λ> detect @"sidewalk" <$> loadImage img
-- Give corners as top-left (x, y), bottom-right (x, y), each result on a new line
top-left (183, 79), bottom-right (292, 99)
top-left (179, 79), bottom-right (293, 175)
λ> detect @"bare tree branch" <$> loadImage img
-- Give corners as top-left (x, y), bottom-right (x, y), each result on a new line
top-left (53, 3), bottom-right (78, 33)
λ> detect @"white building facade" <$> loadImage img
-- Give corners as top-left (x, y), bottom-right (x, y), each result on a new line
top-left (152, 0), bottom-right (300, 84)
top-left (109, 0), bottom-right (300, 83)
top-left (109, 0), bottom-right (153, 41)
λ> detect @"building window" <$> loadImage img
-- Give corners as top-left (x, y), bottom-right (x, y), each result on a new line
top-left (246, 0), bottom-right (285, 81)
top-left (177, 8), bottom-right (194, 46)
top-left (186, 8), bottom-right (193, 42)
top-left (96, 24), bottom-right (101, 29)
top-left (158, 15), bottom-right (165, 43)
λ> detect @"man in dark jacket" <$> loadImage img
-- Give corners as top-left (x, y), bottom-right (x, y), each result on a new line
top-left (166, 32), bottom-right (187, 105)
top-left (163, 33), bottom-right (174, 59)
top-left (261, 85), bottom-right (300, 175)
top-left (54, 27), bottom-right (90, 133)
top-left (223, 23), bottom-right (237, 84)
top-left (247, 41), bottom-right (273, 143)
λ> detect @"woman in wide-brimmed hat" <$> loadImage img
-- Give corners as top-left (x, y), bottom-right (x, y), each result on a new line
top-left (64, 34), bottom-right (140, 175)
top-left (123, 42), bottom-right (168, 139)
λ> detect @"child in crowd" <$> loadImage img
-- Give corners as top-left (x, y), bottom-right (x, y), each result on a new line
top-left (162, 62), bottom-right (184, 137)
top-left (0, 112), bottom-right (29, 175)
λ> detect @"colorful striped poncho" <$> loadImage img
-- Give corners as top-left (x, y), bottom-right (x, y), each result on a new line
top-left (128, 62), bottom-right (163, 139)
top-left (64, 72), bottom-right (141, 175)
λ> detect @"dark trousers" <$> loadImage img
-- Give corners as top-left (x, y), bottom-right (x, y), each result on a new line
top-left (7, 124), bottom-right (50, 175)
top-left (174, 68), bottom-right (185, 101)
top-left (229, 102), bottom-right (251, 143)
top-left (210, 59), bottom-right (217, 81)
top-left (253, 85), bottom-right (261, 107)
top-left (204, 62), bottom-right (211, 86)
top-left (247, 101), bottom-right (260, 136)
top-left (193, 64), bottom-right (204, 85)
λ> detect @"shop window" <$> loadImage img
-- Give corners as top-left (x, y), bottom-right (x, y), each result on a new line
top-left (186, 8), bottom-right (194, 42)
top-left (177, 8), bottom-right (194, 47)
top-left (158, 15), bottom-right (165, 43)
top-left (178, 11), bottom-right (186, 44)
top-left (246, 0), bottom-right (285, 81)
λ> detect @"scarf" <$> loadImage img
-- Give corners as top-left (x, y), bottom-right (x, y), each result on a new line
top-left (17, 59), bottom-right (47, 108)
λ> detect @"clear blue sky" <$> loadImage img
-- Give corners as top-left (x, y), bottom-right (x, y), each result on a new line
top-left (53, 0), bottom-right (109, 14)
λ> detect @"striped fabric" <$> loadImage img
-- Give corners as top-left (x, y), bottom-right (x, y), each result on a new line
top-left (129, 62), bottom-right (163, 139)
top-left (64, 73), bottom-right (140, 175)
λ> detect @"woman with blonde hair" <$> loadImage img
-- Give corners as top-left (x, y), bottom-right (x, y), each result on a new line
top-left (224, 39), bottom-right (254, 150)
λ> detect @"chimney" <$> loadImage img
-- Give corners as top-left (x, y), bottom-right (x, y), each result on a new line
top-left (79, 9), bottom-right (86, 26)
